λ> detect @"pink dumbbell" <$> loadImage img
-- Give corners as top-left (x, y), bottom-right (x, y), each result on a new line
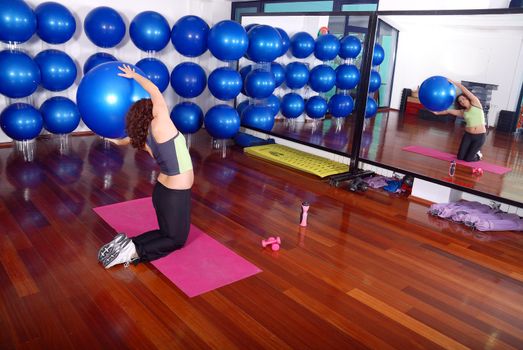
top-left (262, 236), bottom-right (281, 251)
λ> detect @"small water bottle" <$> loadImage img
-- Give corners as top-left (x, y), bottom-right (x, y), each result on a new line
top-left (300, 201), bottom-right (310, 227)
top-left (449, 160), bottom-right (456, 177)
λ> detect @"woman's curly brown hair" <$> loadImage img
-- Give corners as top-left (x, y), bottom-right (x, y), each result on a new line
top-left (126, 99), bottom-right (153, 149)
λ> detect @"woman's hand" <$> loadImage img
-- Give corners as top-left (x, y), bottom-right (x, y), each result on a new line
top-left (118, 64), bottom-right (137, 79)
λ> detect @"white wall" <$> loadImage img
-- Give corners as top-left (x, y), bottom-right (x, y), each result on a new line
top-left (0, 0), bottom-right (232, 143)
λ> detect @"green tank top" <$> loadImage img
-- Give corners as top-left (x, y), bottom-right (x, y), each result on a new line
top-left (463, 106), bottom-right (485, 128)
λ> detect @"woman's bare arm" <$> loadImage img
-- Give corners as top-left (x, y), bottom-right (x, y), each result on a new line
top-left (449, 79), bottom-right (482, 108)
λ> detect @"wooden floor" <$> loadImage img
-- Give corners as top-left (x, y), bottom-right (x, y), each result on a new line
top-left (1, 131), bottom-right (523, 349)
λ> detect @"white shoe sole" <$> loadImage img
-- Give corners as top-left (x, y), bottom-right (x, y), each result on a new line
top-left (98, 233), bottom-right (127, 262)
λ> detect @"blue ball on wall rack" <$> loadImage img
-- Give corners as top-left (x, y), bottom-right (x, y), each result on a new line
top-left (372, 43), bottom-right (385, 66)
top-left (40, 96), bottom-right (80, 134)
top-left (170, 62), bottom-right (207, 99)
top-left (171, 15), bottom-right (209, 57)
top-left (34, 49), bottom-right (77, 92)
top-left (245, 69), bottom-right (275, 99)
top-left (170, 102), bottom-right (203, 134)
top-left (131, 11), bottom-right (170, 52)
top-left (84, 6), bottom-right (126, 48)
top-left (328, 94), bottom-right (354, 118)
top-left (241, 105), bottom-right (274, 131)
top-left (136, 58), bottom-right (170, 93)
top-left (314, 34), bottom-right (340, 61)
top-left (0, 50), bottom-right (40, 99)
top-left (270, 62), bottom-right (286, 87)
top-left (285, 62), bottom-right (309, 90)
top-left (281, 93), bottom-right (305, 119)
top-left (208, 67), bottom-right (242, 100)
top-left (208, 20), bottom-right (248, 61)
top-left (369, 70), bottom-right (381, 93)
top-left (305, 96), bottom-right (328, 119)
top-left (35, 2), bottom-right (76, 44)
top-left (247, 25), bottom-right (282, 63)
top-left (335, 64), bottom-right (360, 90)
top-left (290, 32), bottom-right (315, 59)
top-left (339, 35), bottom-right (361, 59)
top-left (0, 0), bottom-right (36, 44)
top-left (365, 96), bottom-right (378, 118)
top-left (265, 94), bottom-right (281, 117)
top-left (309, 64), bottom-right (336, 93)
top-left (0, 103), bottom-right (43, 141)
top-left (275, 27), bottom-right (290, 57)
top-left (204, 104), bottom-right (240, 139)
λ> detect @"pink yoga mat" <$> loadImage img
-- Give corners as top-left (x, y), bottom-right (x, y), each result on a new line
top-left (94, 198), bottom-right (262, 297)
top-left (402, 145), bottom-right (511, 175)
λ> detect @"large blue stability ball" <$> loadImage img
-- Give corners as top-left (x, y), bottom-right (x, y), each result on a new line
top-left (328, 94), bottom-right (354, 118)
top-left (0, 0), bottom-right (36, 44)
top-left (208, 67), bottom-right (242, 101)
top-left (369, 70), bottom-right (381, 93)
top-left (170, 102), bottom-right (203, 134)
top-left (83, 52), bottom-right (117, 74)
top-left (314, 34), bottom-right (340, 61)
top-left (40, 96), bottom-right (80, 134)
top-left (204, 104), bottom-right (240, 139)
top-left (136, 58), bottom-right (169, 92)
top-left (77, 62), bottom-right (149, 138)
top-left (35, 2), bottom-right (76, 44)
top-left (241, 105), bottom-right (274, 131)
top-left (281, 93), bottom-right (305, 119)
top-left (290, 32), bottom-right (315, 59)
top-left (372, 43), bottom-right (385, 66)
top-left (275, 27), bottom-right (290, 57)
top-left (236, 100), bottom-right (249, 116)
top-left (285, 62), bottom-right (309, 89)
top-left (339, 35), bottom-right (361, 59)
top-left (247, 25), bottom-right (282, 63)
top-left (34, 49), bottom-right (77, 91)
top-left (239, 65), bottom-right (252, 96)
top-left (130, 11), bottom-right (170, 52)
top-left (365, 96), bottom-right (378, 118)
top-left (309, 64), bottom-right (336, 93)
top-left (305, 96), bottom-right (328, 119)
top-left (271, 62), bottom-right (285, 87)
top-left (171, 15), bottom-right (209, 57)
top-left (170, 62), bottom-right (207, 98)
top-left (0, 103), bottom-right (43, 141)
top-left (0, 50), bottom-right (40, 99)
top-left (243, 23), bottom-right (258, 60)
top-left (245, 69), bottom-right (275, 99)
top-left (335, 64), bottom-right (360, 90)
top-left (208, 20), bottom-right (248, 61)
top-left (84, 7), bottom-right (125, 48)
top-left (418, 76), bottom-right (456, 112)
top-left (265, 94), bottom-right (280, 117)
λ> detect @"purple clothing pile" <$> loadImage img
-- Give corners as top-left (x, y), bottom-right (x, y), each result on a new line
top-left (428, 201), bottom-right (523, 232)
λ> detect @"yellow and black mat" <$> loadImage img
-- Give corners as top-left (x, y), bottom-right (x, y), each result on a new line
top-left (244, 144), bottom-right (349, 178)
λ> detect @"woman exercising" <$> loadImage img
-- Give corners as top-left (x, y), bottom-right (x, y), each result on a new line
top-left (434, 79), bottom-right (486, 162)
top-left (97, 64), bottom-right (193, 269)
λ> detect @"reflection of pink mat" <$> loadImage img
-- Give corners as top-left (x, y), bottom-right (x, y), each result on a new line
top-left (402, 145), bottom-right (511, 175)
top-left (94, 198), bottom-right (261, 297)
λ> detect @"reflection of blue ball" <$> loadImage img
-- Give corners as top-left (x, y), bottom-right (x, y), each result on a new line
top-left (1, 103), bottom-right (43, 141)
top-left (271, 62), bottom-right (285, 87)
top-left (339, 35), bottom-right (361, 59)
top-left (34, 49), bottom-right (77, 91)
top-left (290, 32), bottom-right (314, 58)
top-left (208, 20), bottom-right (248, 61)
top-left (245, 69), bottom-right (275, 99)
top-left (239, 65), bottom-right (252, 96)
top-left (130, 11), bottom-right (170, 52)
top-left (208, 67), bottom-right (242, 100)
top-left (170, 62), bottom-right (207, 98)
top-left (0, 50), bottom-right (40, 98)
top-left (265, 94), bottom-right (280, 117)
top-left (241, 105), bottom-right (274, 131)
top-left (281, 93), bottom-right (305, 119)
top-left (83, 52), bottom-right (117, 74)
top-left (418, 76), bottom-right (456, 112)
top-left (314, 34), bottom-right (340, 61)
top-left (247, 25), bottom-right (282, 63)
top-left (335, 64), bottom-right (360, 90)
top-left (136, 58), bottom-right (170, 92)
top-left (170, 102), bottom-right (203, 134)
top-left (171, 15), bottom-right (209, 57)
top-left (369, 70), bottom-right (381, 93)
top-left (309, 64), bottom-right (336, 93)
top-left (365, 97), bottom-right (378, 118)
top-left (35, 2), bottom-right (76, 44)
top-left (236, 100), bottom-right (249, 116)
top-left (77, 62), bottom-right (150, 138)
top-left (275, 27), bottom-right (290, 57)
top-left (204, 104), bottom-right (240, 139)
top-left (305, 96), bottom-right (328, 119)
top-left (40, 97), bottom-right (80, 134)
top-left (372, 43), bottom-right (385, 66)
top-left (285, 62), bottom-right (309, 89)
top-left (0, 0), bottom-right (36, 44)
top-left (84, 7), bottom-right (125, 48)
top-left (328, 94), bottom-right (354, 118)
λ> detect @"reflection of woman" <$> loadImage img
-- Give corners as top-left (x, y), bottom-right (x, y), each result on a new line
top-left (434, 79), bottom-right (486, 162)
top-left (98, 64), bottom-right (193, 269)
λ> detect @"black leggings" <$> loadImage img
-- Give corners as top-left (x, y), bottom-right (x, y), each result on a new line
top-left (457, 132), bottom-right (486, 162)
top-left (132, 182), bottom-right (191, 263)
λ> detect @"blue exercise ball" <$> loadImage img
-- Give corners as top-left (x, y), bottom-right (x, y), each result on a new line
top-left (130, 11), bottom-right (170, 52)
top-left (136, 58), bottom-right (169, 92)
top-left (328, 94), bottom-right (354, 118)
top-left (309, 64), bottom-right (336, 93)
top-left (171, 15), bottom-right (209, 57)
top-left (204, 104), bottom-right (240, 139)
top-left (76, 62), bottom-right (149, 138)
top-left (305, 96), bottom-right (328, 119)
top-left (241, 105), bottom-right (274, 131)
top-left (335, 64), bottom-right (359, 90)
top-left (365, 96), bottom-right (378, 118)
top-left (314, 34), bottom-right (340, 61)
top-left (40, 96), bottom-right (80, 134)
top-left (84, 7), bottom-right (125, 48)
top-left (83, 52), bottom-right (117, 74)
top-left (35, 2), bottom-right (76, 44)
top-left (265, 94), bottom-right (280, 117)
top-left (0, 50), bottom-right (40, 98)
top-left (208, 67), bottom-right (242, 100)
top-left (170, 102), bottom-right (203, 134)
top-left (208, 20), bottom-right (248, 61)
top-left (245, 69), bottom-right (275, 99)
top-left (290, 32), bottom-right (314, 59)
top-left (285, 62), bottom-right (309, 89)
top-left (369, 70), bottom-right (381, 93)
top-left (372, 43), bottom-right (385, 66)
top-left (270, 62), bottom-right (285, 88)
top-left (0, 0), bottom-right (36, 44)
top-left (236, 100), bottom-right (249, 116)
top-left (339, 35), bottom-right (361, 59)
top-left (239, 65), bottom-right (252, 96)
top-left (418, 75), bottom-right (456, 112)
top-left (275, 27), bottom-right (290, 57)
top-left (281, 93), bottom-right (304, 119)
top-left (247, 25), bottom-right (282, 63)
top-left (34, 49), bottom-right (77, 91)
top-left (170, 62), bottom-right (207, 98)
top-left (0, 103), bottom-right (43, 141)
